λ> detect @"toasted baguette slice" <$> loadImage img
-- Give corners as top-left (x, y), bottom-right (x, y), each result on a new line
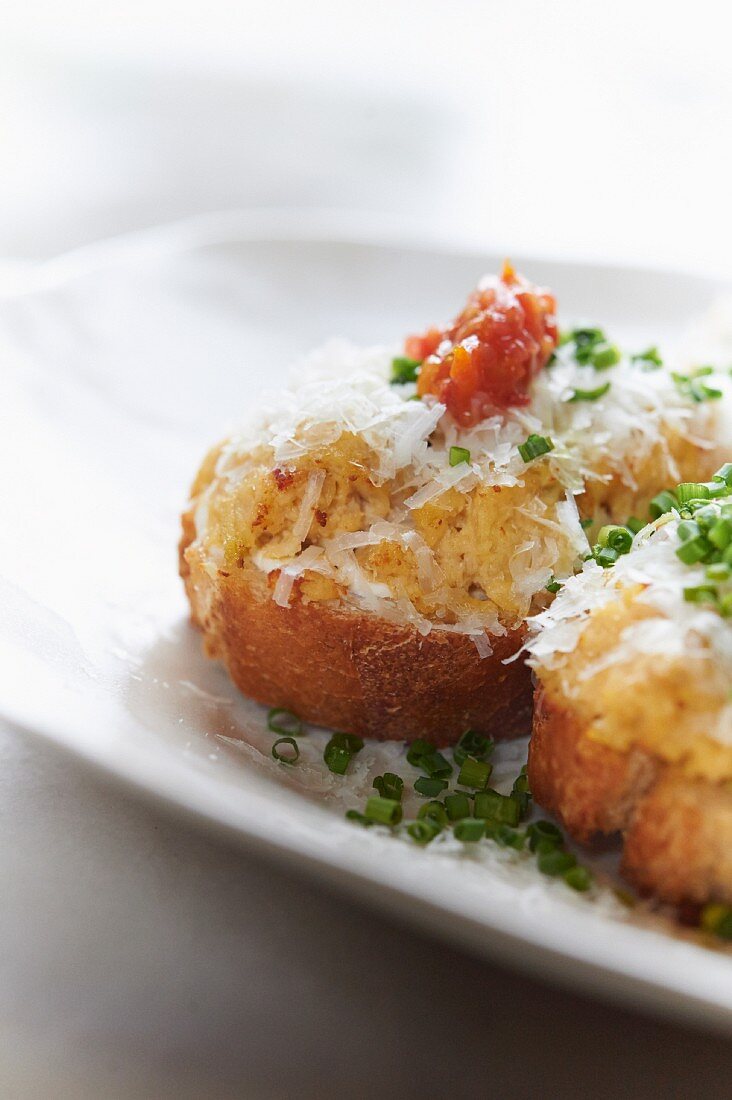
top-left (180, 510), bottom-right (531, 744)
top-left (529, 687), bottom-right (732, 905)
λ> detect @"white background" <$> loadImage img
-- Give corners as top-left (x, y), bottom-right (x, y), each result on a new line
top-left (2, 2), bottom-right (732, 1095)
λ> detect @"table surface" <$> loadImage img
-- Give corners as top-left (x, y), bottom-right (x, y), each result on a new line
top-left (2, 2), bottom-right (732, 1093)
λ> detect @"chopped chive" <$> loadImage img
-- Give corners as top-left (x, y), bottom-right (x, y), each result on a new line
top-left (706, 562), bottom-right (732, 582)
top-left (473, 790), bottom-right (521, 826)
top-left (324, 732), bottom-right (364, 775)
top-left (565, 327), bottom-right (606, 363)
top-left (677, 519), bottom-right (701, 541)
top-left (545, 575), bottom-right (563, 593)
top-left (597, 525), bottom-right (633, 554)
top-left (406, 819), bottom-right (441, 845)
top-left (567, 381), bottom-right (611, 403)
top-left (676, 482), bottom-right (711, 505)
top-left (444, 792), bottom-right (471, 821)
top-left (453, 729), bottom-right (494, 767)
top-left (719, 593), bottom-right (732, 617)
top-left (457, 757), bottom-right (493, 790)
top-left (511, 770), bottom-right (532, 817)
top-left (527, 820), bottom-right (563, 851)
top-left (449, 445), bottom-right (471, 466)
top-left (518, 434), bottom-right (554, 463)
top-left (564, 866), bottom-right (593, 891)
top-left (626, 516), bottom-right (644, 534)
top-left (373, 772), bottom-right (404, 801)
top-left (454, 818), bottom-right (485, 842)
top-left (683, 585), bottom-right (718, 605)
top-left (390, 356), bottom-right (421, 384)
top-left (631, 346), bottom-right (663, 369)
top-left (345, 809), bottom-right (374, 827)
top-left (594, 546), bottom-right (619, 568)
top-left (364, 796), bottom-right (403, 826)
top-left (417, 800), bottom-right (449, 826)
top-left (713, 463), bottom-right (732, 487)
top-left (700, 902), bottom-right (732, 940)
top-left (267, 707), bottom-right (303, 737)
top-left (414, 776), bottom-right (449, 797)
top-left (649, 490), bottom-right (678, 519)
top-left (406, 739), bottom-right (433, 766)
top-left (676, 536), bottom-right (712, 565)
top-left (537, 848), bottom-right (577, 876)
top-left (590, 342), bottom-right (621, 370)
top-left (580, 517), bottom-right (593, 530)
top-left (419, 751), bottom-right (453, 779)
top-left (493, 825), bottom-right (526, 850)
top-left (272, 736), bottom-right (299, 764)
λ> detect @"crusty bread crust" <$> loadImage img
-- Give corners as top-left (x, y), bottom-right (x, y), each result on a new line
top-left (529, 687), bottom-right (732, 905)
top-left (180, 510), bottom-right (532, 745)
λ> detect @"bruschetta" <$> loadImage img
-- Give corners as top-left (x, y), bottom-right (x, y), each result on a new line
top-left (181, 264), bottom-right (728, 743)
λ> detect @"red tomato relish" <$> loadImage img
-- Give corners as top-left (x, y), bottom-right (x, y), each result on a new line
top-left (407, 262), bottom-right (558, 426)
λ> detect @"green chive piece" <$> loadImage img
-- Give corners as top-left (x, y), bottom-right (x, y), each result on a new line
top-left (324, 732), bottom-right (364, 775)
top-left (406, 819), bottom-right (441, 845)
top-left (564, 866), bottom-right (593, 891)
top-left (518, 434), bottom-right (554, 463)
top-left (511, 770), bottom-right (532, 817)
top-left (527, 820), bottom-right (563, 852)
top-left (719, 593), bottom-right (732, 617)
top-left (390, 356), bottom-right (421, 384)
top-left (414, 776), bottom-right (449, 797)
top-left (272, 736), bottom-right (299, 764)
top-left (444, 792), bottom-right (471, 821)
top-left (419, 751), bottom-right (453, 779)
top-left (673, 370), bottom-right (723, 402)
top-left (676, 536), bottom-right (712, 565)
top-left (537, 848), bottom-right (577, 876)
top-left (454, 818), bottom-right (485, 842)
top-left (677, 519), bottom-right (701, 542)
top-left (566, 327), bottom-right (606, 363)
top-left (631, 346), bottom-right (663, 369)
top-left (713, 463), bottom-right (732, 487)
top-left (580, 517), bottom-right (594, 530)
top-left (590, 342), bottom-right (621, 370)
top-left (709, 518), bottom-right (732, 552)
top-left (373, 772), bottom-right (404, 801)
top-left (545, 576), bottom-right (563, 594)
top-left (649, 490), bottom-right (678, 519)
top-left (364, 796), bottom-right (403, 826)
top-left (706, 561), bottom-right (732, 582)
top-left (345, 809), bottom-right (374, 827)
top-left (406, 739), bottom-right (433, 766)
top-left (567, 381), bottom-right (611, 403)
top-left (676, 482), bottom-right (711, 505)
top-left (493, 824), bottom-right (526, 850)
top-left (449, 445), bottom-right (471, 467)
top-left (626, 516), bottom-right (645, 534)
top-left (594, 546), bottom-right (619, 568)
top-left (457, 757), bottom-right (493, 790)
top-left (474, 790), bottom-right (521, 826)
top-left (267, 707), bottom-right (303, 737)
top-left (417, 800), bottom-right (449, 826)
top-left (453, 729), bottom-right (495, 767)
top-left (700, 902), bottom-right (732, 940)
top-left (683, 585), bottom-right (718, 605)
top-left (597, 525), bottom-right (633, 554)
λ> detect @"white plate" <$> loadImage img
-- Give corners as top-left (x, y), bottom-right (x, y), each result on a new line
top-left (2, 210), bottom-right (731, 1031)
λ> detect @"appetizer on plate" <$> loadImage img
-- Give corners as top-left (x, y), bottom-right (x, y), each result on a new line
top-left (526, 470), bottom-right (732, 909)
top-left (180, 264), bottom-right (728, 743)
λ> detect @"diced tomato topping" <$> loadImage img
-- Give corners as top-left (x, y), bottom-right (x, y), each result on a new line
top-left (409, 261), bottom-right (558, 426)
